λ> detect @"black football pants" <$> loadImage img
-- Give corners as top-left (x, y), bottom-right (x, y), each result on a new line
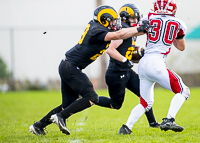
top-left (59, 59), bottom-right (99, 106)
top-left (105, 69), bottom-right (140, 109)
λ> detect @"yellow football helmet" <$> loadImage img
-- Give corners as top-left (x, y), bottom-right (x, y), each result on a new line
top-left (93, 5), bottom-right (119, 30)
top-left (119, 3), bottom-right (142, 25)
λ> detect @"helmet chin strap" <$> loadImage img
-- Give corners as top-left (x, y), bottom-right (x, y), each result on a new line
top-left (109, 24), bottom-right (117, 31)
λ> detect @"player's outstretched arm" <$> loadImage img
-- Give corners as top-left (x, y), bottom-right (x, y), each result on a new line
top-left (104, 20), bottom-right (150, 41)
top-left (104, 27), bottom-right (138, 41)
top-left (173, 38), bottom-right (185, 51)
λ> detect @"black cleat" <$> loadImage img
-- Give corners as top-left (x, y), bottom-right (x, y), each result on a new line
top-left (160, 118), bottom-right (184, 132)
top-left (150, 122), bottom-right (160, 128)
top-left (29, 122), bottom-right (46, 135)
top-left (50, 114), bottom-right (70, 135)
top-left (118, 124), bottom-right (132, 135)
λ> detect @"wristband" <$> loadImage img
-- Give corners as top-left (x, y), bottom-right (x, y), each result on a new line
top-left (122, 57), bottom-right (127, 63)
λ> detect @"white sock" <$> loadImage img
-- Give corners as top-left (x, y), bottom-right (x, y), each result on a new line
top-left (126, 104), bottom-right (145, 130)
top-left (167, 93), bottom-right (186, 119)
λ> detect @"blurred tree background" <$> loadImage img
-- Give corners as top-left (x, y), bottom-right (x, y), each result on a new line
top-left (0, 56), bottom-right (10, 92)
top-left (0, 56), bottom-right (11, 82)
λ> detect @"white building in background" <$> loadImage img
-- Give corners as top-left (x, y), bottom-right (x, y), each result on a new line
top-left (0, 0), bottom-right (199, 87)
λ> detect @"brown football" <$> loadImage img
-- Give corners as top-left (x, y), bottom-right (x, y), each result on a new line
top-left (131, 47), bottom-right (142, 62)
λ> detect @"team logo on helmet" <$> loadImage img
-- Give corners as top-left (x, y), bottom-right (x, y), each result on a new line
top-left (94, 5), bottom-right (118, 28)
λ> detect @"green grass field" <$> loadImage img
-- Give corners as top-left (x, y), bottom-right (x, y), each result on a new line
top-left (0, 88), bottom-right (200, 143)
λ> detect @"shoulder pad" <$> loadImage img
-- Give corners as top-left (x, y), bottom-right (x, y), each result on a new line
top-left (91, 22), bottom-right (108, 36)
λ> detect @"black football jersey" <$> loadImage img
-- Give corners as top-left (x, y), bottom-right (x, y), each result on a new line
top-left (65, 20), bottom-right (110, 69)
top-left (108, 21), bottom-right (137, 71)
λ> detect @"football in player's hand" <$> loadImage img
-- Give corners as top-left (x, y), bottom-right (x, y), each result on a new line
top-left (131, 47), bottom-right (144, 63)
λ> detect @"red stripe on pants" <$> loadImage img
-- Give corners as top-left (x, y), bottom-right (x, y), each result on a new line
top-left (140, 96), bottom-right (148, 108)
top-left (167, 69), bottom-right (181, 94)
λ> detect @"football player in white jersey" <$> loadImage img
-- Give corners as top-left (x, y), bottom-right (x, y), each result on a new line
top-left (118, 0), bottom-right (190, 134)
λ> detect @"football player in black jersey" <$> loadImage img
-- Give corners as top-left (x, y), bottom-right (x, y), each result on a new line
top-left (29, 5), bottom-right (150, 136)
top-left (95, 4), bottom-right (160, 135)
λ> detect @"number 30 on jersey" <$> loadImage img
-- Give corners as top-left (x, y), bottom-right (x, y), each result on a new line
top-left (149, 19), bottom-right (180, 46)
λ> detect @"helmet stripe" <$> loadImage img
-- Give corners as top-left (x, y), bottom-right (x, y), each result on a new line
top-left (156, 1), bottom-right (160, 11)
top-left (164, 0), bottom-right (171, 10)
top-left (161, 0), bottom-right (164, 10)
top-left (119, 6), bottom-right (135, 17)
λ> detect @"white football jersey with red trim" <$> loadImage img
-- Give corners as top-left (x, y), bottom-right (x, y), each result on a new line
top-left (141, 13), bottom-right (187, 55)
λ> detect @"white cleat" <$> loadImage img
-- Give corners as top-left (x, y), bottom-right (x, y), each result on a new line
top-left (50, 114), bottom-right (70, 135)
top-left (29, 124), bottom-right (45, 135)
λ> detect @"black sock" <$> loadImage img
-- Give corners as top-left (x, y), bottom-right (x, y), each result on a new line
top-left (58, 98), bottom-right (91, 119)
top-left (39, 105), bottom-right (62, 128)
top-left (145, 107), bottom-right (156, 124)
top-left (95, 96), bottom-right (111, 108)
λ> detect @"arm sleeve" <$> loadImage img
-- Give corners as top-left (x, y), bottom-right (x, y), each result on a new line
top-left (176, 19), bottom-right (187, 39)
top-left (176, 34), bottom-right (185, 39)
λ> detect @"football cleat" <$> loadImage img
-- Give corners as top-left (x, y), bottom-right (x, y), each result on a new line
top-left (29, 122), bottom-right (46, 135)
top-left (118, 124), bottom-right (132, 135)
top-left (160, 118), bottom-right (184, 132)
top-left (149, 122), bottom-right (160, 128)
top-left (50, 114), bottom-right (70, 135)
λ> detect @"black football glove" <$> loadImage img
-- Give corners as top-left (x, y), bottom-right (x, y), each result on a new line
top-left (124, 60), bottom-right (134, 69)
top-left (137, 20), bottom-right (150, 33)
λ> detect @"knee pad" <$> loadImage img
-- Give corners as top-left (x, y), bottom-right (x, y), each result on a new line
top-left (182, 86), bottom-right (190, 100)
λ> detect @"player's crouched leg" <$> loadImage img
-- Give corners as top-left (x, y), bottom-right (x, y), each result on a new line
top-left (49, 91), bottom-right (98, 135)
top-left (160, 86), bottom-right (190, 132)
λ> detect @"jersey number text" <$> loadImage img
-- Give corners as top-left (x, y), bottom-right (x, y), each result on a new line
top-left (149, 19), bottom-right (179, 46)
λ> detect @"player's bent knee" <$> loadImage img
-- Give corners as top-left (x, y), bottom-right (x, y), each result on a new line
top-left (144, 105), bottom-right (153, 112)
top-left (182, 86), bottom-right (190, 100)
top-left (140, 97), bottom-right (153, 112)
top-left (88, 94), bottom-right (99, 104)
top-left (111, 104), bottom-right (122, 110)
top-left (110, 99), bottom-right (123, 109)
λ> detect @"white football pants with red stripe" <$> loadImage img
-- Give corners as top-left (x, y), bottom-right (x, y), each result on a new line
top-left (125, 53), bottom-right (190, 130)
